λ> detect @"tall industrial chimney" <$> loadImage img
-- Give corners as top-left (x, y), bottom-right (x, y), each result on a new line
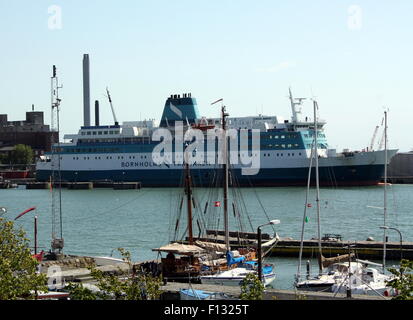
top-left (95, 100), bottom-right (100, 126)
top-left (82, 54), bottom-right (91, 127)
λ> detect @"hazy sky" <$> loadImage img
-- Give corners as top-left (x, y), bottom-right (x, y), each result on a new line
top-left (1, 1), bottom-right (412, 152)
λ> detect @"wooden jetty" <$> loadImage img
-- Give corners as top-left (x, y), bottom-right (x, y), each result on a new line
top-left (113, 182), bottom-right (141, 190)
top-left (42, 256), bottom-right (387, 300)
top-left (272, 238), bottom-right (412, 260)
top-left (21, 181), bottom-right (142, 190)
top-left (193, 230), bottom-right (412, 260)
top-left (160, 281), bottom-right (388, 300)
top-left (66, 182), bottom-right (93, 190)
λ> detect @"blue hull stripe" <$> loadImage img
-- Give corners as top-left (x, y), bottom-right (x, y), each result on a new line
top-left (36, 165), bottom-right (385, 187)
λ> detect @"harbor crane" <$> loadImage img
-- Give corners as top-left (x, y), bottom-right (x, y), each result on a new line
top-left (105, 87), bottom-right (119, 126)
top-left (369, 125), bottom-right (379, 151)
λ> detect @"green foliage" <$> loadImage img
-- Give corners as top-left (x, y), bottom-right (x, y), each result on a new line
top-left (0, 153), bottom-right (8, 164)
top-left (0, 218), bottom-right (48, 300)
top-left (8, 144), bottom-right (34, 165)
top-left (386, 259), bottom-right (413, 300)
top-left (67, 248), bottom-right (163, 300)
top-left (65, 282), bottom-right (97, 300)
top-left (240, 273), bottom-right (264, 300)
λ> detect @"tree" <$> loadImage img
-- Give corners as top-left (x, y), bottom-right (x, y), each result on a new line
top-left (240, 273), bottom-right (264, 300)
top-left (65, 282), bottom-right (98, 300)
top-left (0, 153), bottom-right (8, 164)
top-left (386, 259), bottom-right (413, 300)
top-left (67, 248), bottom-right (163, 300)
top-left (8, 144), bottom-right (34, 165)
top-left (0, 218), bottom-right (48, 299)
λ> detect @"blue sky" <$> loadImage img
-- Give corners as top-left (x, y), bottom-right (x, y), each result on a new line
top-left (0, 0), bottom-right (412, 151)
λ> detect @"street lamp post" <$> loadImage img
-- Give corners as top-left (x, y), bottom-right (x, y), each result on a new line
top-left (380, 226), bottom-right (403, 262)
top-left (257, 219), bottom-right (280, 283)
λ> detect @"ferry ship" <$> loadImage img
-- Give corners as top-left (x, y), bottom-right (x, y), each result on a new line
top-left (35, 89), bottom-right (397, 187)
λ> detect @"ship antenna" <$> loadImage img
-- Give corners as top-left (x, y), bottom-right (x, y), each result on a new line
top-left (289, 87), bottom-right (306, 124)
top-left (105, 87), bottom-right (119, 126)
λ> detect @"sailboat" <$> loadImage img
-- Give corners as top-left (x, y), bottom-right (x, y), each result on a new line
top-left (152, 154), bottom-right (221, 283)
top-left (153, 102), bottom-right (280, 286)
top-left (294, 99), bottom-right (354, 292)
top-left (330, 111), bottom-right (396, 297)
top-left (199, 103), bottom-right (278, 287)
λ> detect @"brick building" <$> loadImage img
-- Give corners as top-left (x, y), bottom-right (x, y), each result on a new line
top-left (0, 109), bottom-right (58, 159)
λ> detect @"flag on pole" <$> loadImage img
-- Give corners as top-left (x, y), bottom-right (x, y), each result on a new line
top-left (32, 250), bottom-right (44, 262)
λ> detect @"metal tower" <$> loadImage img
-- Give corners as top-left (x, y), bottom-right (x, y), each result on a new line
top-left (50, 65), bottom-right (64, 255)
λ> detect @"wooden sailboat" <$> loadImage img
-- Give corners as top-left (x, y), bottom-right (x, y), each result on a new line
top-left (153, 102), bottom-right (279, 286)
top-left (199, 103), bottom-right (278, 287)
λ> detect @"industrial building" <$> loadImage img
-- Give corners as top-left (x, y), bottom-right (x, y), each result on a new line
top-left (0, 107), bottom-right (58, 159)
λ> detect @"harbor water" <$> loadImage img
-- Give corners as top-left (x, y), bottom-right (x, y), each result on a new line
top-left (1, 184), bottom-right (411, 290)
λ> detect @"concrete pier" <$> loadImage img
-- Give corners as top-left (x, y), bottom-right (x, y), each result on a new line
top-left (38, 254), bottom-right (391, 301)
top-left (66, 182), bottom-right (93, 190)
top-left (196, 231), bottom-right (412, 260)
top-left (271, 238), bottom-right (412, 260)
top-left (160, 282), bottom-right (389, 300)
top-left (18, 180), bottom-right (142, 190)
top-left (26, 182), bottom-right (51, 189)
top-left (113, 182), bottom-right (142, 190)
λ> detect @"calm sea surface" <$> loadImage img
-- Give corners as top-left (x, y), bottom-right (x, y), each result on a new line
top-left (1, 184), bottom-right (412, 290)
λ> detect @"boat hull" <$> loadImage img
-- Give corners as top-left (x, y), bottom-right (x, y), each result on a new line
top-left (35, 164), bottom-right (387, 187)
top-left (200, 272), bottom-right (276, 287)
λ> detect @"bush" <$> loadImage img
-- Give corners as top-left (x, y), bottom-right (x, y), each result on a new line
top-left (0, 218), bottom-right (47, 299)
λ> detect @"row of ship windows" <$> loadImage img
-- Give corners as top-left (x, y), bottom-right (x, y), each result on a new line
top-left (303, 133), bottom-right (326, 138)
top-left (263, 152), bottom-right (302, 157)
top-left (71, 155), bottom-right (149, 160)
top-left (62, 153), bottom-right (301, 160)
top-left (306, 144), bottom-right (328, 149)
top-left (54, 147), bottom-right (122, 153)
top-left (57, 144), bottom-right (303, 154)
top-left (78, 137), bottom-right (152, 144)
top-left (260, 143), bottom-right (300, 149)
top-left (267, 134), bottom-right (296, 139)
top-left (81, 130), bottom-right (120, 136)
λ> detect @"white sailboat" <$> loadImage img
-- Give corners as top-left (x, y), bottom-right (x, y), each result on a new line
top-left (294, 99), bottom-right (350, 292)
top-left (179, 288), bottom-right (233, 300)
top-left (331, 111), bottom-right (396, 297)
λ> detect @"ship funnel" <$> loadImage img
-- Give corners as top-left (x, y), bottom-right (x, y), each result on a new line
top-left (95, 100), bottom-right (100, 126)
top-left (82, 54), bottom-right (91, 126)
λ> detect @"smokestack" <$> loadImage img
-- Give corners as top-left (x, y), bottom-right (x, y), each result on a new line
top-left (95, 100), bottom-right (100, 126)
top-left (82, 54), bottom-right (91, 127)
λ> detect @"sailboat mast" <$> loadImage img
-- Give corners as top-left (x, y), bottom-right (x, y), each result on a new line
top-left (222, 105), bottom-right (230, 251)
top-left (297, 142), bottom-right (315, 281)
top-left (185, 160), bottom-right (194, 245)
top-left (314, 101), bottom-right (323, 274)
top-left (383, 110), bottom-right (388, 273)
